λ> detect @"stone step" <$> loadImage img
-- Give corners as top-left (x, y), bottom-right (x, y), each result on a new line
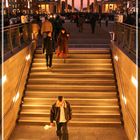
top-left (18, 117), bottom-right (121, 126)
top-left (35, 48), bottom-right (110, 54)
top-left (27, 78), bottom-right (116, 85)
top-left (23, 98), bottom-right (118, 106)
top-left (20, 110), bottom-right (120, 118)
top-left (29, 72), bottom-right (115, 79)
top-left (68, 45), bottom-right (109, 48)
top-left (34, 54), bottom-right (111, 59)
top-left (30, 67), bottom-right (114, 73)
top-left (26, 84), bottom-right (117, 92)
top-left (33, 58), bottom-right (112, 63)
top-left (32, 63), bottom-right (113, 68)
top-left (25, 91), bottom-right (118, 99)
top-left (22, 104), bottom-right (119, 111)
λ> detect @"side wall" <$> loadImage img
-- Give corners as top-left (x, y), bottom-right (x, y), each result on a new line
top-left (3, 43), bottom-right (36, 140)
top-left (111, 42), bottom-right (137, 140)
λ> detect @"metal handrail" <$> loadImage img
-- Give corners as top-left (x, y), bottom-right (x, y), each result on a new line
top-left (114, 22), bottom-right (137, 56)
top-left (1, 23), bottom-right (33, 56)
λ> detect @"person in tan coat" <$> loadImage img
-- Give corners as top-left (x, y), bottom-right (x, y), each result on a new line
top-left (41, 17), bottom-right (53, 68)
top-left (41, 16), bottom-right (53, 38)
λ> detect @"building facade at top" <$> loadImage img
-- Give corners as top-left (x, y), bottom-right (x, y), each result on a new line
top-left (3, 0), bottom-right (57, 15)
top-left (3, 0), bottom-right (124, 15)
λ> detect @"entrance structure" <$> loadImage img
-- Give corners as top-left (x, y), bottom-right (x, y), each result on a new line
top-left (58, 0), bottom-right (92, 12)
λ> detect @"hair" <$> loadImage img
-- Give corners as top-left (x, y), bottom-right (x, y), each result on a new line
top-left (45, 16), bottom-right (48, 20)
top-left (58, 96), bottom-right (63, 102)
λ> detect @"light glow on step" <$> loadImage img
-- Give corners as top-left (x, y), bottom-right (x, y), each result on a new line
top-left (134, 135), bottom-right (138, 140)
top-left (13, 92), bottom-right (20, 103)
top-left (114, 55), bottom-right (118, 61)
top-left (122, 95), bottom-right (127, 105)
top-left (44, 125), bottom-right (52, 130)
top-left (26, 54), bottom-right (31, 61)
top-left (131, 76), bottom-right (137, 88)
top-left (2, 75), bottom-right (7, 85)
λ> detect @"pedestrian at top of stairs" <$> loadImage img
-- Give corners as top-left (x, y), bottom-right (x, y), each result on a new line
top-left (50, 96), bottom-right (72, 140)
top-left (56, 28), bottom-right (70, 63)
top-left (41, 16), bottom-right (53, 69)
top-left (41, 16), bottom-right (53, 38)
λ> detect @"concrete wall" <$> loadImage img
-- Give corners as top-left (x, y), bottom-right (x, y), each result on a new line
top-left (2, 43), bottom-right (36, 140)
top-left (111, 42), bottom-right (137, 140)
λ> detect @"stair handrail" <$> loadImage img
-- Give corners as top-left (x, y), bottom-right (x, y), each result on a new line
top-left (113, 53), bottom-right (137, 138)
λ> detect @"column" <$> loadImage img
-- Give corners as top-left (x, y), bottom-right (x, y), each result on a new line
top-left (72, 0), bottom-right (74, 12)
top-left (80, 0), bottom-right (83, 12)
top-left (87, 0), bottom-right (90, 12)
top-left (65, 0), bottom-right (68, 13)
top-left (57, 0), bottom-right (62, 13)
top-left (94, 0), bottom-right (98, 13)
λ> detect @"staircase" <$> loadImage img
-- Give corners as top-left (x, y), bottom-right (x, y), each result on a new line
top-left (18, 48), bottom-right (122, 126)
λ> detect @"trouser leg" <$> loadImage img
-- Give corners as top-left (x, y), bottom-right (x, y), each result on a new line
top-left (61, 123), bottom-right (68, 140)
top-left (57, 123), bottom-right (62, 140)
top-left (49, 54), bottom-right (53, 67)
top-left (46, 54), bottom-right (49, 67)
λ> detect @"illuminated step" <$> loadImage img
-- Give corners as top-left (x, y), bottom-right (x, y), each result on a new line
top-left (20, 110), bottom-right (120, 118)
top-left (33, 58), bottom-right (112, 63)
top-left (26, 84), bottom-right (117, 92)
top-left (35, 48), bottom-right (110, 54)
top-left (34, 54), bottom-right (111, 59)
top-left (25, 91), bottom-right (117, 99)
top-left (31, 67), bottom-right (114, 73)
top-left (29, 73), bottom-right (114, 79)
top-left (22, 104), bottom-right (119, 112)
top-left (27, 78), bottom-right (115, 85)
top-left (18, 117), bottom-right (121, 126)
top-left (23, 98), bottom-right (118, 106)
top-left (32, 62), bottom-right (112, 68)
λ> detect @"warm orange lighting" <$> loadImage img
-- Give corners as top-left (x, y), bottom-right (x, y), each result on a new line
top-left (13, 92), bottom-right (20, 102)
top-left (131, 76), bottom-right (137, 88)
top-left (114, 55), bottom-right (119, 61)
top-left (44, 125), bottom-right (52, 130)
top-left (105, 3), bottom-right (117, 13)
top-left (26, 54), bottom-right (31, 61)
top-left (122, 95), bottom-right (127, 105)
top-left (2, 75), bottom-right (7, 85)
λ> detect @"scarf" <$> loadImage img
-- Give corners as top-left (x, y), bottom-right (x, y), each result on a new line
top-left (56, 99), bottom-right (67, 108)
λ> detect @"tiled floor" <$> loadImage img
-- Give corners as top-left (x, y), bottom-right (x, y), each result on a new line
top-left (10, 124), bottom-right (128, 140)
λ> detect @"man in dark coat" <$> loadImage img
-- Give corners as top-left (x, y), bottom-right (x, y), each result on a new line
top-left (43, 31), bottom-right (53, 68)
top-left (90, 15), bottom-right (96, 34)
top-left (50, 96), bottom-right (72, 140)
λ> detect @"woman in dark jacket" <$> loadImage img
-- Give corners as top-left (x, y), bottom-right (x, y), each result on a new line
top-left (56, 28), bottom-right (69, 63)
top-left (43, 31), bottom-right (53, 68)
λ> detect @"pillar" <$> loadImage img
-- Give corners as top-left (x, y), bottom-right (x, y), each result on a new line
top-left (65, 0), bottom-right (68, 13)
top-left (94, 0), bottom-right (98, 13)
top-left (72, 0), bottom-right (74, 12)
top-left (87, 0), bottom-right (90, 12)
top-left (57, 0), bottom-right (62, 13)
top-left (80, 0), bottom-right (83, 12)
